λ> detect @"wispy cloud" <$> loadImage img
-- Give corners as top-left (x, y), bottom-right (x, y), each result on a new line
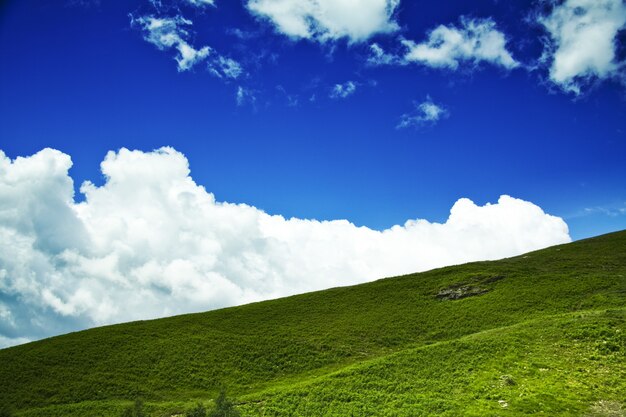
top-left (236, 85), bottom-right (257, 106)
top-left (330, 81), bottom-right (357, 99)
top-left (227, 28), bottom-right (259, 40)
top-left (132, 14), bottom-right (243, 78)
top-left (66, 0), bottom-right (101, 8)
top-left (367, 42), bottom-right (402, 66)
top-left (209, 56), bottom-right (244, 79)
top-left (583, 204), bottom-right (626, 217)
top-left (184, 0), bottom-right (215, 7)
top-left (132, 15), bottom-right (211, 71)
top-left (276, 85), bottom-right (299, 107)
top-left (397, 97), bottom-right (449, 129)
top-left (538, 0), bottom-right (626, 94)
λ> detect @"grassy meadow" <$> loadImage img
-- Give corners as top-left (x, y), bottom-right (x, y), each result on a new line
top-left (1, 231), bottom-right (625, 416)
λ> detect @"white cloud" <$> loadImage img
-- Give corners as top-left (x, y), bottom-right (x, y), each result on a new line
top-left (0, 304), bottom-right (12, 324)
top-left (132, 15), bottom-right (211, 71)
top-left (397, 97), bottom-right (449, 129)
top-left (246, 0), bottom-right (400, 43)
top-left (367, 42), bottom-right (401, 65)
top-left (236, 86), bottom-right (256, 106)
top-left (539, 0), bottom-right (626, 94)
top-left (330, 81), bottom-right (357, 99)
top-left (209, 56), bottom-right (244, 79)
top-left (0, 147), bottom-right (571, 346)
top-left (402, 17), bottom-right (519, 70)
top-left (185, 0), bottom-right (215, 7)
top-left (132, 15), bottom-right (243, 77)
top-left (0, 335), bottom-right (31, 350)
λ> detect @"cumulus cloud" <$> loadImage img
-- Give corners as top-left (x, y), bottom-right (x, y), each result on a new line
top-left (330, 81), bottom-right (357, 99)
top-left (0, 147), bottom-right (571, 347)
top-left (397, 97), bottom-right (449, 129)
top-left (402, 17), bottom-right (519, 70)
top-left (246, 0), bottom-right (400, 43)
top-left (132, 15), bottom-right (243, 77)
top-left (538, 0), bottom-right (626, 94)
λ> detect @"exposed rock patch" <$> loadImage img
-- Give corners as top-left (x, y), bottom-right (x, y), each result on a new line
top-left (436, 286), bottom-right (488, 300)
top-left (482, 275), bottom-right (505, 284)
top-left (435, 275), bottom-right (505, 301)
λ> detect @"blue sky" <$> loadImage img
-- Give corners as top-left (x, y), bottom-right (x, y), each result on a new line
top-left (1, 0), bottom-right (625, 239)
top-left (0, 0), bottom-right (625, 345)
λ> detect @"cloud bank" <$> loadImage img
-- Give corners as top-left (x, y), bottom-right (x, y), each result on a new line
top-left (247, 0), bottom-right (400, 43)
top-left (0, 147), bottom-right (570, 347)
top-left (539, 0), bottom-right (626, 93)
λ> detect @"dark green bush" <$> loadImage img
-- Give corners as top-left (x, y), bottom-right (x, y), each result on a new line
top-left (209, 390), bottom-right (240, 417)
top-left (121, 399), bottom-right (146, 417)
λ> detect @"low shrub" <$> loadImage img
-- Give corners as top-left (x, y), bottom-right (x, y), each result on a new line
top-left (186, 402), bottom-right (207, 417)
top-left (209, 390), bottom-right (240, 417)
top-left (121, 399), bottom-right (146, 417)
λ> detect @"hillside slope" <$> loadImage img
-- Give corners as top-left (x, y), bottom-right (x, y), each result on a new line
top-left (1, 231), bottom-right (625, 416)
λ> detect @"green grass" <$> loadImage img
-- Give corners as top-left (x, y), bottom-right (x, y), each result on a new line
top-left (239, 309), bottom-right (625, 416)
top-left (1, 230), bottom-right (625, 416)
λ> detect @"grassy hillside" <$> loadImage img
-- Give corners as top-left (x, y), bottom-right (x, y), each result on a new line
top-left (1, 231), bottom-right (625, 416)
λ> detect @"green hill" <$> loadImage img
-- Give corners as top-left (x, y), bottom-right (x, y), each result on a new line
top-left (1, 231), bottom-right (625, 416)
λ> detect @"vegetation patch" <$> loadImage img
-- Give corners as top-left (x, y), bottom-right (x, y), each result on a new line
top-left (1, 231), bottom-right (625, 416)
